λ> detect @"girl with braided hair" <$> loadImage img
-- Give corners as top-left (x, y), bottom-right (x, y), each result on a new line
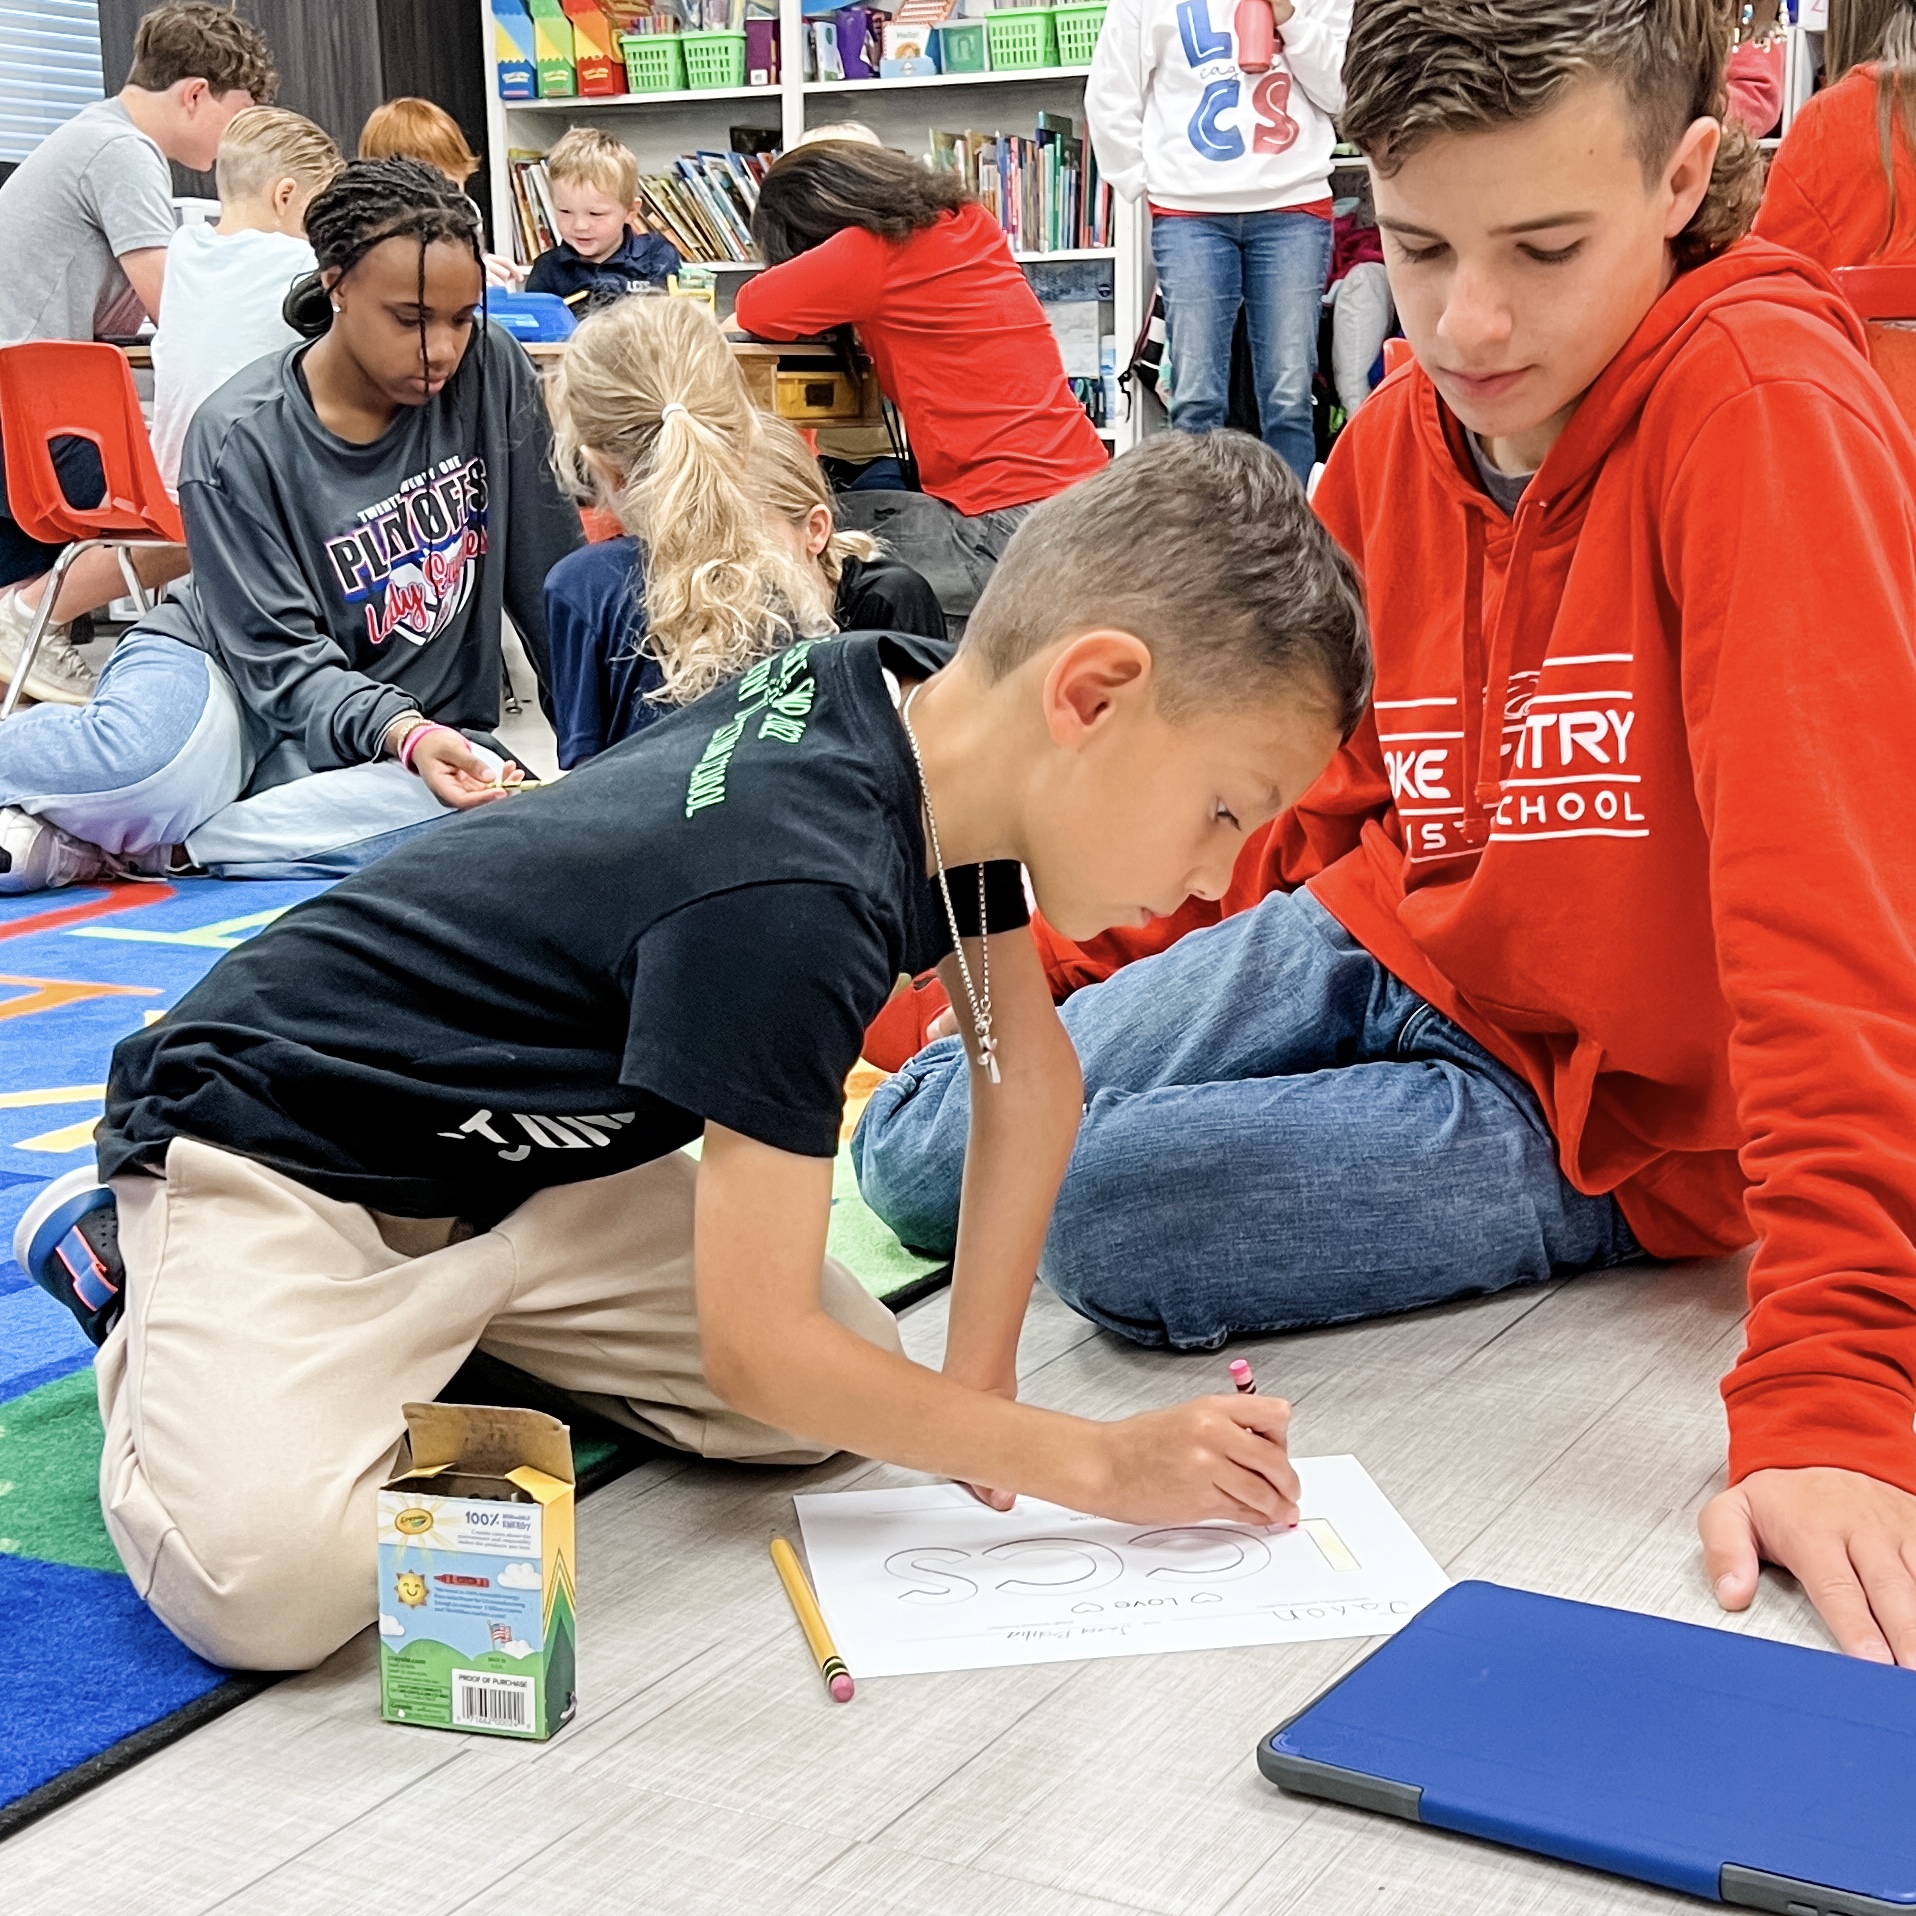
top-left (0, 157), bottom-right (580, 893)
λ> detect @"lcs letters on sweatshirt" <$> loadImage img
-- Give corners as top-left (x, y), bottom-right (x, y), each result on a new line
top-left (323, 453), bottom-right (490, 650)
top-left (1176, 0), bottom-right (1300, 163)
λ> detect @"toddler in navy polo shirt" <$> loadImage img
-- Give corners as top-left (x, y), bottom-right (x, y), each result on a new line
top-left (524, 126), bottom-right (678, 310)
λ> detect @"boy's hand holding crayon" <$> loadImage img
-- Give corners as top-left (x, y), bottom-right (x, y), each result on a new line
top-left (1073, 1392), bottom-right (1298, 1527)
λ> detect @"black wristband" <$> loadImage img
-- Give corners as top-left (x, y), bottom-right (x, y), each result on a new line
top-left (946, 860), bottom-right (1030, 940)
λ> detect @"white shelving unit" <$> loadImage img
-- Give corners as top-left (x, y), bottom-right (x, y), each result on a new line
top-left (478, 2), bottom-right (1148, 450)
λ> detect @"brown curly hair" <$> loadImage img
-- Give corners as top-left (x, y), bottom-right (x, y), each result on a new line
top-left (1341, 0), bottom-right (1762, 271)
top-left (127, 3), bottom-right (279, 101)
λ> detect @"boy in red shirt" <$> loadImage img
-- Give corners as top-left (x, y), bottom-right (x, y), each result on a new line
top-left (856, 0), bottom-right (1916, 1665)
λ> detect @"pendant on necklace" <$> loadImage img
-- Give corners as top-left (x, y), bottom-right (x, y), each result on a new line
top-left (977, 1030), bottom-right (1002, 1085)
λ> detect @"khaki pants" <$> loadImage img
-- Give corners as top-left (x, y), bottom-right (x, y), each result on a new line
top-left (96, 1136), bottom-right (902, 1671)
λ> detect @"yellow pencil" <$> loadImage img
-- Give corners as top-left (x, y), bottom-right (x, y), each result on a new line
top-left (770, 1537), bottom-right (854, 1702)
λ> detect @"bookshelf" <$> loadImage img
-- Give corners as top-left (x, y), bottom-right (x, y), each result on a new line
top-left (479, 0), bottom-right (1149, 450)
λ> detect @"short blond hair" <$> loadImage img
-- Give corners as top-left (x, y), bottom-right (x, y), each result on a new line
top-left (545, 125), bottom-right (640, 206)
top-left (357, 97), bottom-right (480, 184)
top-left (215, 106), bottom-right (343, 206)
top-left (749, 417), bottom-right (878, 590)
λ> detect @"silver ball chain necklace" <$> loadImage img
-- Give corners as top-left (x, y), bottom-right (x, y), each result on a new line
top-left (899, 681), bottom-right (999, 1084)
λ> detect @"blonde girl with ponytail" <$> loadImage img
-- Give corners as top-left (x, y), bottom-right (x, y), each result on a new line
top-left (543, 296), bottom-right (944, 766)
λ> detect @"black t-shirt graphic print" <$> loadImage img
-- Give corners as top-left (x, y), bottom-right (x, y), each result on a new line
top-left (100, 632), bottom-right (1027, 1225)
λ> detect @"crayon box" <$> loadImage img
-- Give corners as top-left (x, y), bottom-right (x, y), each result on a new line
top-left (492, 0), bottom-right (539, 97)
top-left (529, 0), bottom-right (579, 96)
top-left (377, 1402), bottom-right (577, 1741)
top-left (564, 0), bottom-right (626, 94)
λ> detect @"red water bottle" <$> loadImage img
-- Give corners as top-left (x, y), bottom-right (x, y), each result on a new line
top-left (1235, 0), bottom-right (1275, 71)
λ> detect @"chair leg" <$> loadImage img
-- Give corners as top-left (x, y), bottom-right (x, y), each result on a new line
top-left (113, 545), bottom-right (152, 615)
top-left (0, 540), bottom-right (93, 722)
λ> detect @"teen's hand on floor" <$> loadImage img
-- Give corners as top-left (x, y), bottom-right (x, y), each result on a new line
top-left (1700, 1466), bottom-right (1916, 1666)
top-left (411, 729), bottom-right (524, 809)
top-left (1088, 1394), bottom-right (1299, 1526)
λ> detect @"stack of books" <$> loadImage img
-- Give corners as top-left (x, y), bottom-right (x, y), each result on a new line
top-left (507, 144), bottom-right (774, 265)
top-left (929, 112), bottom-right (1113, 254)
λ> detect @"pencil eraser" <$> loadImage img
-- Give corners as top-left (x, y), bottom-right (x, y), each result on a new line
top-left (1228, 1359), bottom-right (1252, 1380)
top-left (829, 1673), bottom-right (855, 1702)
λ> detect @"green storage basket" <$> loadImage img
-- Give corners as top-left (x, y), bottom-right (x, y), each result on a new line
top-left (984, 7), bottom-right (1056, 70)
top-left (934, 19), bottom-right (990, 71)
top-left (621, 31), bottom-right (686, 91)
top-left (681, 28), bottom-right (746, 87)
top-left (1053, 2), bottom-right (1105, 64)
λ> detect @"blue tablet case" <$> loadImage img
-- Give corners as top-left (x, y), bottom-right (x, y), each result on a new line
top-left (1257, 1581), bottom-right (1916, 1913)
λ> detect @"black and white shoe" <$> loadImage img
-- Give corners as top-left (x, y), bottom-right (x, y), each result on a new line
top-left (14, 1167), bottom-right (124, 1346)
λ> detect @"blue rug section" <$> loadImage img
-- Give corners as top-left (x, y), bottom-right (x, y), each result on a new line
top-left (0, 878), bottom-right (330, 1358)
top-left (0, 878), bottom-right (331, 1827)
top-left (0, 1556), bottom-right (228, 1807)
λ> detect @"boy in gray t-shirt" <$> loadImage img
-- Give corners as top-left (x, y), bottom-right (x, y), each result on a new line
top-left (0, 3), bottom-right (276, 705)
top-left (0, 99), bottom-right (179, 349)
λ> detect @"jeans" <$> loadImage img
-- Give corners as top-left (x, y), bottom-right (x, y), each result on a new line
top-left (852, 888), bottom-right (1641, 1348)
top-left (0, 630), bottom-right (459, 878)
top-left (0, 433), bottom-right (106, 588)
top-left (834, 491), bottom-right (1031, 636)
top-left (1149, 208), bottom-right (1333, 483)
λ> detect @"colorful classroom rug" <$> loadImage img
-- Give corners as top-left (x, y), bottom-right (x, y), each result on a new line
top-left (0, 876), bottom-right (945, 1839)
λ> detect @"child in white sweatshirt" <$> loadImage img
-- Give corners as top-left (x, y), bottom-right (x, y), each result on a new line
top-left (150, 106), bottom-right (341, 493)
top-left (1086, 0), bottom-right (1349, 480)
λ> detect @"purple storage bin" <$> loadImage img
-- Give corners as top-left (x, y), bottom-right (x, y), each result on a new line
top-left (745, 14), bottom-right (780, 81)
top-left (835, 7), bottom-right (879, 78)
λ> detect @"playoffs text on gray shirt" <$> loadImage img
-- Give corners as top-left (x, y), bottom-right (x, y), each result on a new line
top-left (0, 99), bottom-right (177, 345)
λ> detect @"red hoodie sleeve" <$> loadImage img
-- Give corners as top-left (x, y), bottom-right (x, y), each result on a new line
top-left (731, 227), bottom-right (886, 338)
top-left (1031, 439), bottom-right (1396, 998)
top-left (1664, 373), bottom-right (1916, 1497)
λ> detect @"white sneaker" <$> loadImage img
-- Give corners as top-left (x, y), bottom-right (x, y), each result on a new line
top-left (0, 806), bottom-right (112, 893)
top-left (0, 584), bottom-right (96, 707)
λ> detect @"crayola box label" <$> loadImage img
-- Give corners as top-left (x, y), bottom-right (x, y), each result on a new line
top-left (378, 1403), bottom-right (577, 1740)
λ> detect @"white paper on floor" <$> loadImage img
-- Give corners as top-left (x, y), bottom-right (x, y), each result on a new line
top-left (793, 1455), bottom-right (1449, 1678)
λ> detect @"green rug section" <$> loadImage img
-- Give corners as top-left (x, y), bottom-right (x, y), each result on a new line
top-left (0, 1370), bottom-right (120, 1573)
top-left (831, 1142), bottom-right (940, 1294)
top-left (0, 1367), bottom-right (635, 1581)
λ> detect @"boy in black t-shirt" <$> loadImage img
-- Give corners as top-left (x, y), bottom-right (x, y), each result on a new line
top-left (19, 430), bottom-right (1368, 1673)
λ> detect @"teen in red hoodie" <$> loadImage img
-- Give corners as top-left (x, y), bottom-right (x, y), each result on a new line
top-left (855, 0), bottom-right (1916, 1665)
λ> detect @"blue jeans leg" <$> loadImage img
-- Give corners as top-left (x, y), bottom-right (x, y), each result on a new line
top-left (0, 631), bottom-right (244, 853)
top-left (1240, 209), bottom-right (1333, 483)
top-left (1150, 212), bottom-right (1241, 436)
top-left (852, 889), bottom-right (1638, 1346)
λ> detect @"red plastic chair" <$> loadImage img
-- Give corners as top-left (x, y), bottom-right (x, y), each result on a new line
top-left (1833, 264), bottom-right (1916, 439)
top-left (0, 341), bottom-right (185, 719)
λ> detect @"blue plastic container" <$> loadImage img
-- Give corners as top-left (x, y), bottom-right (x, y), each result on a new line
top-left (485, 291), bottom-right (577, 342)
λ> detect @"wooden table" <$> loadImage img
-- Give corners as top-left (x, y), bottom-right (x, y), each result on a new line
top-left (529, 333), bottom-right (886, 428)
top-left (116, 335), bottom-right (886, 428)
